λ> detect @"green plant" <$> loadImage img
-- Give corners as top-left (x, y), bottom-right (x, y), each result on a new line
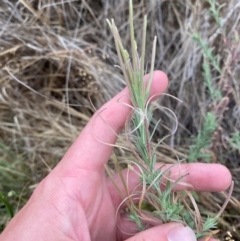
top-left (0, 142), bottom-right (30, 231)
top-left (106, 0), bottom-right (233, 239)
top-left (229, 132), bottom-right (240, 153)
top-left (206, 0), bottom-right (224, 28)
top-left (189, 0), bottom-right (231, 163)
top-left (0, 191), bottom-right (14, 219)
top-left (190, 32), bottom-right (222, 101)
top-left (188, 112), bottom-right (218, 162)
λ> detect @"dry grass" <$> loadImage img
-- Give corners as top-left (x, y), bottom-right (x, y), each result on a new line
top-left (0, 0), bottom-right (239, 239)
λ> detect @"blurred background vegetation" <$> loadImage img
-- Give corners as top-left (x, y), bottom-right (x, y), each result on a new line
top-left (0, 0), bottom-right (239, 239)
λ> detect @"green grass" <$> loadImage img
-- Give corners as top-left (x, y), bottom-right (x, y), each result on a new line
top-left (0, 142), bottom-right (31, 231)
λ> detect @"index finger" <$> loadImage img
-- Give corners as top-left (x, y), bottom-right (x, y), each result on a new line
top-left (59, 70), bottom-right (168, 172)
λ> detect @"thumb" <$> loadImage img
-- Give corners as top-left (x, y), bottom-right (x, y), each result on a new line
top-left (125, 223), bottom-right (197, 241)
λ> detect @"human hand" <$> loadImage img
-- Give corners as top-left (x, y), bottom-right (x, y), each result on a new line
top-left (0, 71), bottom-right (232, 241)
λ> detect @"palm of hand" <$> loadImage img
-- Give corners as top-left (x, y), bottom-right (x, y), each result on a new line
top-left (43, 168), bottom-right (117, 241)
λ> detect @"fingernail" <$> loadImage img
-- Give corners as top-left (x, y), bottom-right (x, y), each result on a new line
top-left (167, 226), bottom-right (197, 241)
